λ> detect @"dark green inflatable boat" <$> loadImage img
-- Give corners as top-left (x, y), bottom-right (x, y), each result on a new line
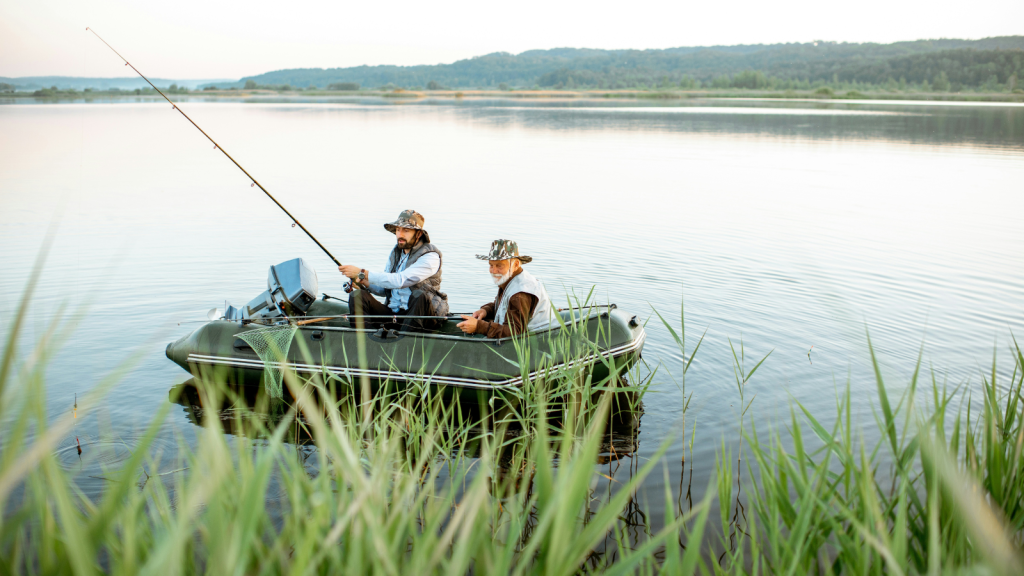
top-left (165, 258), bottom-right (646, 396)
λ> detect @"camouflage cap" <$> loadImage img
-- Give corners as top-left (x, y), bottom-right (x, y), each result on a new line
top-left (475, 239), bottom-right (532, 264)
top-left (383, 210), bottom-right (430, 242)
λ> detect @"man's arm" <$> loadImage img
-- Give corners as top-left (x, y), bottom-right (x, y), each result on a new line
top-left (366, 253), bottom-right (440, 290)
top-left (339, 264), bottom-right (385, 296)
top-left (473, 293), bottom-right (538, 339)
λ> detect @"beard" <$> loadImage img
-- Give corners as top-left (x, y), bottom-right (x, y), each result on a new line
top-left (396, 232), bottom-right (419, 249)
top-left (491, 270), bottom-right (512, 285)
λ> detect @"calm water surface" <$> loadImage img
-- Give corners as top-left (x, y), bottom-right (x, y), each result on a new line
top-left (2, 97), bottom-right (1023, 532)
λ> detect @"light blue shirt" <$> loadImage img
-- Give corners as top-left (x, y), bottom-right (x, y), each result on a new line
top-left (365, 251), bottom-right (441, 313)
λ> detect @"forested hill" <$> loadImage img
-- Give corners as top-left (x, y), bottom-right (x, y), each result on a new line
top-left (215, 36), bottom-right (1024, 91)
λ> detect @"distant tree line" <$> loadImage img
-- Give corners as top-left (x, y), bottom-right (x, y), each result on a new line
top-left (238, 79), bottom-right (329, 91)
top-left (220, 37), bottom-right (1024, 92)
top-left (19, 83), bottom-right (194, 96)
top-left (534, 49), bottom-right (1022, 92)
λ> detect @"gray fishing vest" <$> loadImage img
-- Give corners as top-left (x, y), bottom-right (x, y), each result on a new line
top-left (384, 242), bottom-right (448, 316)
top-left (495, 269), bottom-right (554, 333)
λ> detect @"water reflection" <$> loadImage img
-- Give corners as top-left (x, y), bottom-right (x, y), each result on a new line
top-left (167, 376), bottom-right (661, 559)
top-left (168, 377), bottom-right (643, 465)
top-left (3, 98), bottom-right (1022, 549)
top-left (438, 99), bottom-right (1024, 149)
top-left (8, 96), bottom-right (1021, 147)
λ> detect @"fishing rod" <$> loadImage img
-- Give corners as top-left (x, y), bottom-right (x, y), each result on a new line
top-left (85, 27), bottom-right (341, 267)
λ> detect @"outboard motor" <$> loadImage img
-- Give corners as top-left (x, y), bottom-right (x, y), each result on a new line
top-left (267, 257), bottom-right (318, 315)
top-left (222, 258), bottom-right (319, 321)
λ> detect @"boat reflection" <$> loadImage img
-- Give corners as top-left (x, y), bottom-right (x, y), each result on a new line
top-left (167, 378), bottom-right (655, 563)
top-left (167, 378), bottom-right (642, 466)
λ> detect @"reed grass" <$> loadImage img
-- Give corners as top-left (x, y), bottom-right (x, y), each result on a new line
top-left (717, 338), bottom-right (1024, 575)
top-left (2, 264), bottom-right (1023, 573)
top-left (0, 272), bottom-right (694, 574)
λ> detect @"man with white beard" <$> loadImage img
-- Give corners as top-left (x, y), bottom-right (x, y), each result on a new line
top-left (456, 239), bottom-right (554, 338)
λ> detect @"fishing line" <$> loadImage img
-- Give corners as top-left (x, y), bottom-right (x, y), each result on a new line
top-left (84, 28), bottom-right (341, 267)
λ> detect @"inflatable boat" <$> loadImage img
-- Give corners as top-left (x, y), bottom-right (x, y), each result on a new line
top-left (165, 258), bottom-right (646, 397)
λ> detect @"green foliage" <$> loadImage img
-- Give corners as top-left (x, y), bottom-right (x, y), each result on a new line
top-left (678, 75), bottom-right (699, 89)
top-left (725, 338), bottom-right (1024, 575)
top-left (327, 82), bottom-right (359, 91)
top-left (709, 75), bottom-right (732, 89)
top-left (731, 70), bottom-right (769, 89)
top-left (0, 276), bottom-right (690, 574)
top-left (232, 37), bottom-right (1024, 90)
top-left (2, 263), bottom-right (1023, 574)
top-left (31, 86), bottom-right (88, 97)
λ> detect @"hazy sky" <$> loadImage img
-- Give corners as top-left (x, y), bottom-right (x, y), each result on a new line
top-left (2, 0), bottom-right (1021, 79)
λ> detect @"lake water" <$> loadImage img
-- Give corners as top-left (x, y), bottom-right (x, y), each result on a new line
top-left (2, 96), bottom-right (1023, 534)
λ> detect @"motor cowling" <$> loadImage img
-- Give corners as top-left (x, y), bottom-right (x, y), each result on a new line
top-left (220, 258), bottom-right (319, 322)
top-left (266, 258), bottom-right (318, 316)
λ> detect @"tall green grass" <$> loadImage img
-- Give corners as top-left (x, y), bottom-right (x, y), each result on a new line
top-left (722, 340), bottom-right (1024, 575)
top-left (3, 267), bottom-right (1023, 573)
top-left (649, 307), bottom-right (1024, 575)
top-left (0, 273), bottom-right (693, 574)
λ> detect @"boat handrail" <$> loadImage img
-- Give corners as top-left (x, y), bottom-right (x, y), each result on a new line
top-left (279, 306), bottom-right (622, 344)
top-left (246, 303), bottom-right (617, 322)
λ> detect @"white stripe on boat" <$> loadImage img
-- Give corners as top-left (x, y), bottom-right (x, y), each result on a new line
top-left (186, 330), bottom-right (645, 390)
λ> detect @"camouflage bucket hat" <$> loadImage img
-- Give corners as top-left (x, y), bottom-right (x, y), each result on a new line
top-left (476, 239), bottom-right (532, 264)
top-left (383, 209), bottom-right (430, 242)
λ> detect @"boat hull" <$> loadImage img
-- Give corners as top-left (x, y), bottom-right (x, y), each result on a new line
top-left (166, 301), bottom-right (645, 400)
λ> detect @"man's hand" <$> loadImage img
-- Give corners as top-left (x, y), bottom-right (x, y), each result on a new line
top-left (457, 315), bottom-right (479, 334)
top-left (338, 265), bottom-right (361, 279)
top-left (471, 309), bottom-right (487, 320)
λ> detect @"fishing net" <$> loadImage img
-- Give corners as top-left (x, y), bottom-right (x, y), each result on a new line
top-left (237, 324), bottom-right (298, 399)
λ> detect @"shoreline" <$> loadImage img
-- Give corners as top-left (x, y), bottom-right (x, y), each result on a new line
top-left (4, 87), bottom-right (1024, 104)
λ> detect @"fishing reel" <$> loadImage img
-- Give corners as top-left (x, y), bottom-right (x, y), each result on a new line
top-left (343, 269), bottom-right (367, 294)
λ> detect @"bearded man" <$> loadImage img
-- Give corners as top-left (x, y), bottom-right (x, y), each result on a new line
top-left (456, 239), bottom-right (554, 338)
top-left (338, 210), bottom-right (448, 332)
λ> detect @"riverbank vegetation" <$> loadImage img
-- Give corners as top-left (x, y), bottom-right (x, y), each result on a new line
top-left (210, 37), bottom-right (1024, 95)
top-left (8, 86), bottom-right (1024, 103)
top-left (2, 269), bottom-right (1022, 573)
top-left (6, 36), bottom-right (1023, 100)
